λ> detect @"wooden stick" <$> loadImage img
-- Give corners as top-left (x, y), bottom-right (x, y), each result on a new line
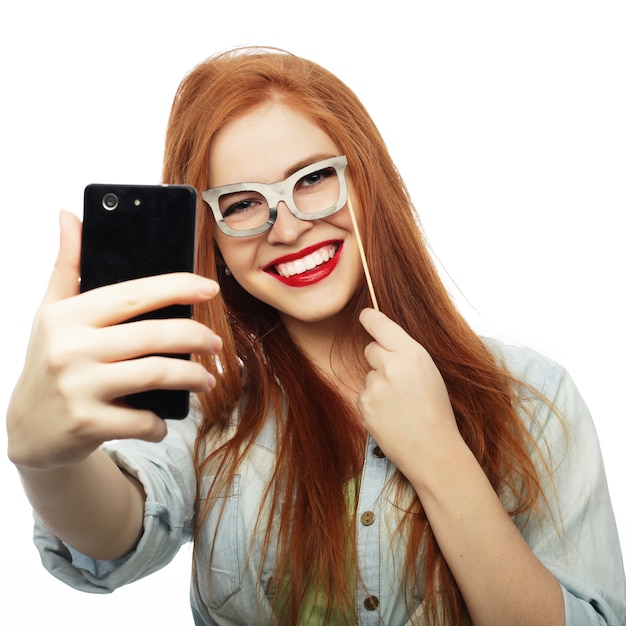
top-left (347, 195), bottom-right (379, 311)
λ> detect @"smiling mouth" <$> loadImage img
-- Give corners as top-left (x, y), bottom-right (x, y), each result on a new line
top-left (266, 242), bottom-right (340, 278)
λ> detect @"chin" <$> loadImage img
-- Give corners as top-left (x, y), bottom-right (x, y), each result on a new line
top-left (276, 295), bottom-right (353, 326)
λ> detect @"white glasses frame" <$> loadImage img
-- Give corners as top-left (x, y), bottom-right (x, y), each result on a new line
top-left (201, 155), bottom-right (349, 237)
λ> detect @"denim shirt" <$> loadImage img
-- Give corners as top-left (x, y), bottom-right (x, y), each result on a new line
top-left (33, 340), bottom-right (626, 625)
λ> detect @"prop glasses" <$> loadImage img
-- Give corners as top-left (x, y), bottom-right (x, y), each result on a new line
top-left (202, 154), bottom-right (379, 310)
top-left (202, 155), bottom-right (348, 237)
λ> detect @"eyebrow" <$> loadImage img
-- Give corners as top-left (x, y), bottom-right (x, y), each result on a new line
top-left (209, 153), bottom-right (341, 190)
top-left (283, 153), bottom-right (339, 179)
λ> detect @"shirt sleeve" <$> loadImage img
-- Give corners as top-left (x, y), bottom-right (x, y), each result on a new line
top-left (512, 351), bottom-right (626, 625)
top-left (33, 412), bottom-right (199, 594)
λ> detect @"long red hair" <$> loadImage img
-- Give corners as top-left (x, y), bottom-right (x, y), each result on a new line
top-left (162, 47), bottom-right (547, 625)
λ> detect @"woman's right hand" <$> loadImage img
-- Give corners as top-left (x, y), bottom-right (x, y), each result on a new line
top-left (7, 211), bottom-right (223, 472)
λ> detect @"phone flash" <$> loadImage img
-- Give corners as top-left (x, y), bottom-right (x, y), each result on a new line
top-left (134, 199), bottom-right (142, 206)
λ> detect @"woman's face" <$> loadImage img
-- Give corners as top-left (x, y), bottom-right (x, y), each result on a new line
top-left (207, 102), bottom-right (364, 327)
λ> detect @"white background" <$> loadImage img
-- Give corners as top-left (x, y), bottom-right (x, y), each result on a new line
top-left (1, 1), bottom-right (624, 623)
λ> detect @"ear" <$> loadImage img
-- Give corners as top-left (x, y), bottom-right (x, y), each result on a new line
top-left (213, 243), bottom-right (232, 279)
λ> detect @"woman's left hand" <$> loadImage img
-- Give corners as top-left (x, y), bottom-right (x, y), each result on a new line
top-left (357, 308), bottom-right (466, 477)
top-left (359, 308), bottom-right (567, 626)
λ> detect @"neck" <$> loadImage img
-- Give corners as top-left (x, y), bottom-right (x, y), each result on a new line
top-left (280, 312), bottom-right (365, 401)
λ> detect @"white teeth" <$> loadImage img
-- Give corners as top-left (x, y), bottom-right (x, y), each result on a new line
top-left (274, 243), bottom-right (337, 278)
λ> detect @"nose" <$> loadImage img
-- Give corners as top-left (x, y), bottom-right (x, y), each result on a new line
top-left (265, 201), bottom-right (314, 244)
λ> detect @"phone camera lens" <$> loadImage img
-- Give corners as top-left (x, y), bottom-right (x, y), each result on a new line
top-left (102, 193), bottom-right (119, 211)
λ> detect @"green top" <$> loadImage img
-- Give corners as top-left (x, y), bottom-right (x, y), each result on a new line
top-left (278, 477), bottom-right (359, 625)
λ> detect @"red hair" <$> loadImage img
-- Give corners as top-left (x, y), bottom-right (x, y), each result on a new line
top-left (162, 47), bottom-right (547, 625)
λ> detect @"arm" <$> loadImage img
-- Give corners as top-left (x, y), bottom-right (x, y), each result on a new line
top-left (517, 354), bottom-right (626, 625)
top-left (7, 211), bottom-right (222, 560)
top-left (19, 451), bottom-right (146, 561)
top-left (405, 438), bottom-right (564, 625)
top-left (358, 308), bottom-right (563, 626)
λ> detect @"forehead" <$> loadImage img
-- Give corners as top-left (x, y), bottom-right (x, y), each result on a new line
top-left (207, 102), bottom-right (340, 187)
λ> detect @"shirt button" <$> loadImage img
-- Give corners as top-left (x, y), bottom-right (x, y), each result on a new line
top-left (364, 595), bottom-right (379, 611)
top-left (373, 445), bottom-right (385, 458)
top-left (360, 511), bottom-right (375, 526)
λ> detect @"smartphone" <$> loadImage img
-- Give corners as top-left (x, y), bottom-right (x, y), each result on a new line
top-left (81, 183), bottom-right (197, 419)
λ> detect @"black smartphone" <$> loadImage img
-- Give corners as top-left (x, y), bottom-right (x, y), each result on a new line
top-left (81, 183), bottom-right (197, 419)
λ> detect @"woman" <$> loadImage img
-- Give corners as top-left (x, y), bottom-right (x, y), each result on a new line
top-left (7, 47), bottom-right (625, 625)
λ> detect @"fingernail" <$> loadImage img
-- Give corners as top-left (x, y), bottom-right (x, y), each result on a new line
top-left (210, 334), bottom-right (223, 353)
top-left (199, 278), bottom-right (220, 297)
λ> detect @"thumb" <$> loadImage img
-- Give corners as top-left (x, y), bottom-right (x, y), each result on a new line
top-left (41, 210), bottom-right (82, 305)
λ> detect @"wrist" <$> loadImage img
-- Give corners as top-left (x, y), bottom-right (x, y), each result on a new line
top-left (399, 434), bottom-right (477, 497)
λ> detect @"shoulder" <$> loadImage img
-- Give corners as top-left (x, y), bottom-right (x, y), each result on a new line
top-left (482, 337), bottom-right (577, 409)
top-left (482, 337), bottom-right (564, 392)
top-left (482, 337), bottom-right (596, 456)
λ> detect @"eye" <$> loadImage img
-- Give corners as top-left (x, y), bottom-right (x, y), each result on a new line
top-left (219, 192), bottom-right (266, 220)
top-left (296, 167), bottom-right (337, 192)
top-left (223, 199), bottom-right (256, 217)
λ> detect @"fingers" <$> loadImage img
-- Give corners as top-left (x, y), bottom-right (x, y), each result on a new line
top-left (42, 312), bottom-right (221, 404)
top-left (96, 405), bottom-right (169, 443)
top-left (64, 403), bottom-right (170, 450)
top-left (8, 212), bottom-right (224, 471)
top-left (94, 356), bottom-right (215, 400)
top-left (42, 211), bottom-right (82, 306)
top-left (66, 273), bottom-right (220, 327)
top-left (44, 318), bottom-right (220, 407)
top-left (91, 405), bottom-right (169, 444)
top-left (359, 307), bottom-right (412, 353)
top-left (359, 307), bottom-right (437, 384)
top-left (41, 212), bottom-right (220, 327)
top-left (86, 318), bottom-right (223, 362)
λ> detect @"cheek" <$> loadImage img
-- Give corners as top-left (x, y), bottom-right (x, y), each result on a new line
top-left (340, 212), bottom-right (356, 234)
top-left (324, 205), bottom-right (356, 234)
top-left (216, 236), bottom-right (259, 275)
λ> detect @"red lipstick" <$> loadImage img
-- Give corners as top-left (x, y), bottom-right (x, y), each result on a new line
top-left (264, 240), bottom-right (343, 287)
